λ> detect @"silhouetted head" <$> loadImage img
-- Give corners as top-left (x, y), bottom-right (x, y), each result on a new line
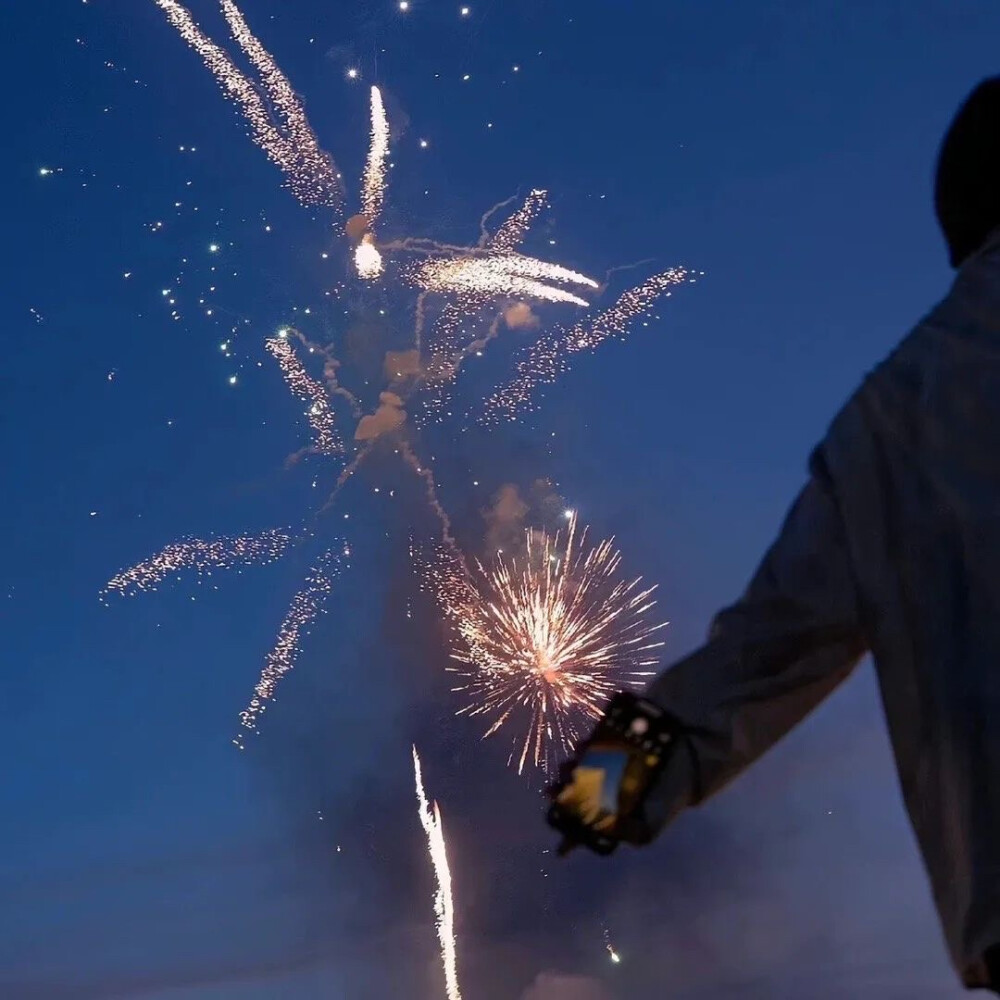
top-left (935, 76), bottom-right (1000, 268)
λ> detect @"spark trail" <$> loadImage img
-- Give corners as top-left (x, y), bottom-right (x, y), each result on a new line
top-left (487, 189), bottom-right (548, 252)
top-left (236, 548), bottom-right (345, 745)
top-left (413, 747), bottom-right (462, 1000)
top-left (361, 86), bottom-right (390, 227)
top-left (432, 513), bottom-right (666, 774)
top-left (415, 254), bottom-right (598, 308)
top-left (482, 267), bottom-right (694, 423)
top-left (152, 0), bottom-right (340, 206)
top-left (266, 333), bottom-right (342, 456)
top-left (103, 530), bottom-right (292, 598)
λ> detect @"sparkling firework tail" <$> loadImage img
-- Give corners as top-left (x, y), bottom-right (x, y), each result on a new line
top-left (103, 530), bottom-right (292, 598)
top-left (416, 255), bottom-right (596, 308)
top-left (235, 548), bottom-right (345, 745)
top-left (361, 86), bottom-right (390, 226)
top-left (152, 0), bottom-right (340, 206)
top-left (413, 747), bottom-right (463, 1000)
top-left (266, 335), bottom-right (342, 456)
top-left (487, 189), bottom-right (549, 252)
top-left (480, 267), bottom-right (693, 423)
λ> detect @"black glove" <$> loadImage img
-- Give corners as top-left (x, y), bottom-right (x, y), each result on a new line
top-left (546, 692), bottom-right (676, 855)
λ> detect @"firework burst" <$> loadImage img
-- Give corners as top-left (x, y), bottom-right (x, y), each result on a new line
top-left (128, 0), bottom-right (690, 757)
top-left (430, 513), bottom-right (667, 774)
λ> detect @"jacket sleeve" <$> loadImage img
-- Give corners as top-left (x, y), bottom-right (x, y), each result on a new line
top-left (643, 451), bottom-right (868, 834)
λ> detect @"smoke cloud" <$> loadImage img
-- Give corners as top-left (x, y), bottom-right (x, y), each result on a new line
top-left (354, 391), bottom-right (406, 441)
top-left (504, 302), bottom-right (541, 330)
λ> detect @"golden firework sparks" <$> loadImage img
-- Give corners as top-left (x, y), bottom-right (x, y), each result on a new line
top-left (236, 549), bottom-right (345, 746)
top-left (152, 0), bottom-right (340, 206)
top-left (103, 530), bottom-right (292, 598)
top-left (266, 333), bottom-right (342, 455)
top-left (427, 513), bottom-right (667, 774)
top-left (487, 188), bottom-right (549, 252)
top-left (482, 267), bottom-right (697, 422)
top-left (413, 747), bottom-right (463, 1000)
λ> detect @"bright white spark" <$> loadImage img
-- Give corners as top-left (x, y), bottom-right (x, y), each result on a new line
top-left (355, 232), bottom-right (384, 279)
top-left (361, 86), bottom-right (390, 226)
top-left (413, 747), bottom-right (463, 1000)
top-left (417, 254), bottom-right (597, 307)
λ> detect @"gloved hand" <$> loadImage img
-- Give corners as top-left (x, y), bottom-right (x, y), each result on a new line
top-left (546, 692), bottom-right (675, 855)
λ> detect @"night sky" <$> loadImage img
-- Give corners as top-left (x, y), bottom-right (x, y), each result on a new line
top-left (5, 2), bottom-right (1000, 998)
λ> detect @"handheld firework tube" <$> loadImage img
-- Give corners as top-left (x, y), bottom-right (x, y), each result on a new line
top-left (547, 692), bottom-right (676, 856)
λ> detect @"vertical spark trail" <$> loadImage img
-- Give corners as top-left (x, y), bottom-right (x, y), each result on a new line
top-left (361, 86), bottom-right (390, 226)
top-left (236, 549), bottom-right (345, 745)
top-left (152, 0), bottom-right (340, 206)
top-left (481, 267), bottom-right (694, 423)
top-left (103, 530), bottom-right (292, 598)
top-left (266, 335), bottom-right (342, 455)
top-left (488, 189), bottom-right (548, 252)
top-left (413, 747), bottom-right (462, 1000)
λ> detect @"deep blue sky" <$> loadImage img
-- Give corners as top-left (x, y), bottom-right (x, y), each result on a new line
top-left (4, 2), bottom-right (1000, 997)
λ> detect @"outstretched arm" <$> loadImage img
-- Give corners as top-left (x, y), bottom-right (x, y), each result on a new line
top-left (643, 451), bottom-right (868, 833)
top-left (548, 451), bottom-right (869, 848)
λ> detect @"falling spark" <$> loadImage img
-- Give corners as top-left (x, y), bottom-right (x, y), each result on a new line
top-left (103, 530), bottom-right (292, 598)
top-left (430, 514), bottom-right (666, 774)
top-left (236, 549), bottom-right (344, 743)
top-left (604, 927), bottom-right (622, 964)
top-left (416, 253), bottom-right (597, 307)
top-left (482, 267), bottom-right (693, 422)
top-left (152, 0), bottom-right (340, 206)
top-left (355, 232), bottom-right (384, 279)
top-left (361, 86), bottom-right (390, 227)
top-left (265, 335), bottom-right (342, 454)
top-left (413, 747), bottom-right (463, 1000)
